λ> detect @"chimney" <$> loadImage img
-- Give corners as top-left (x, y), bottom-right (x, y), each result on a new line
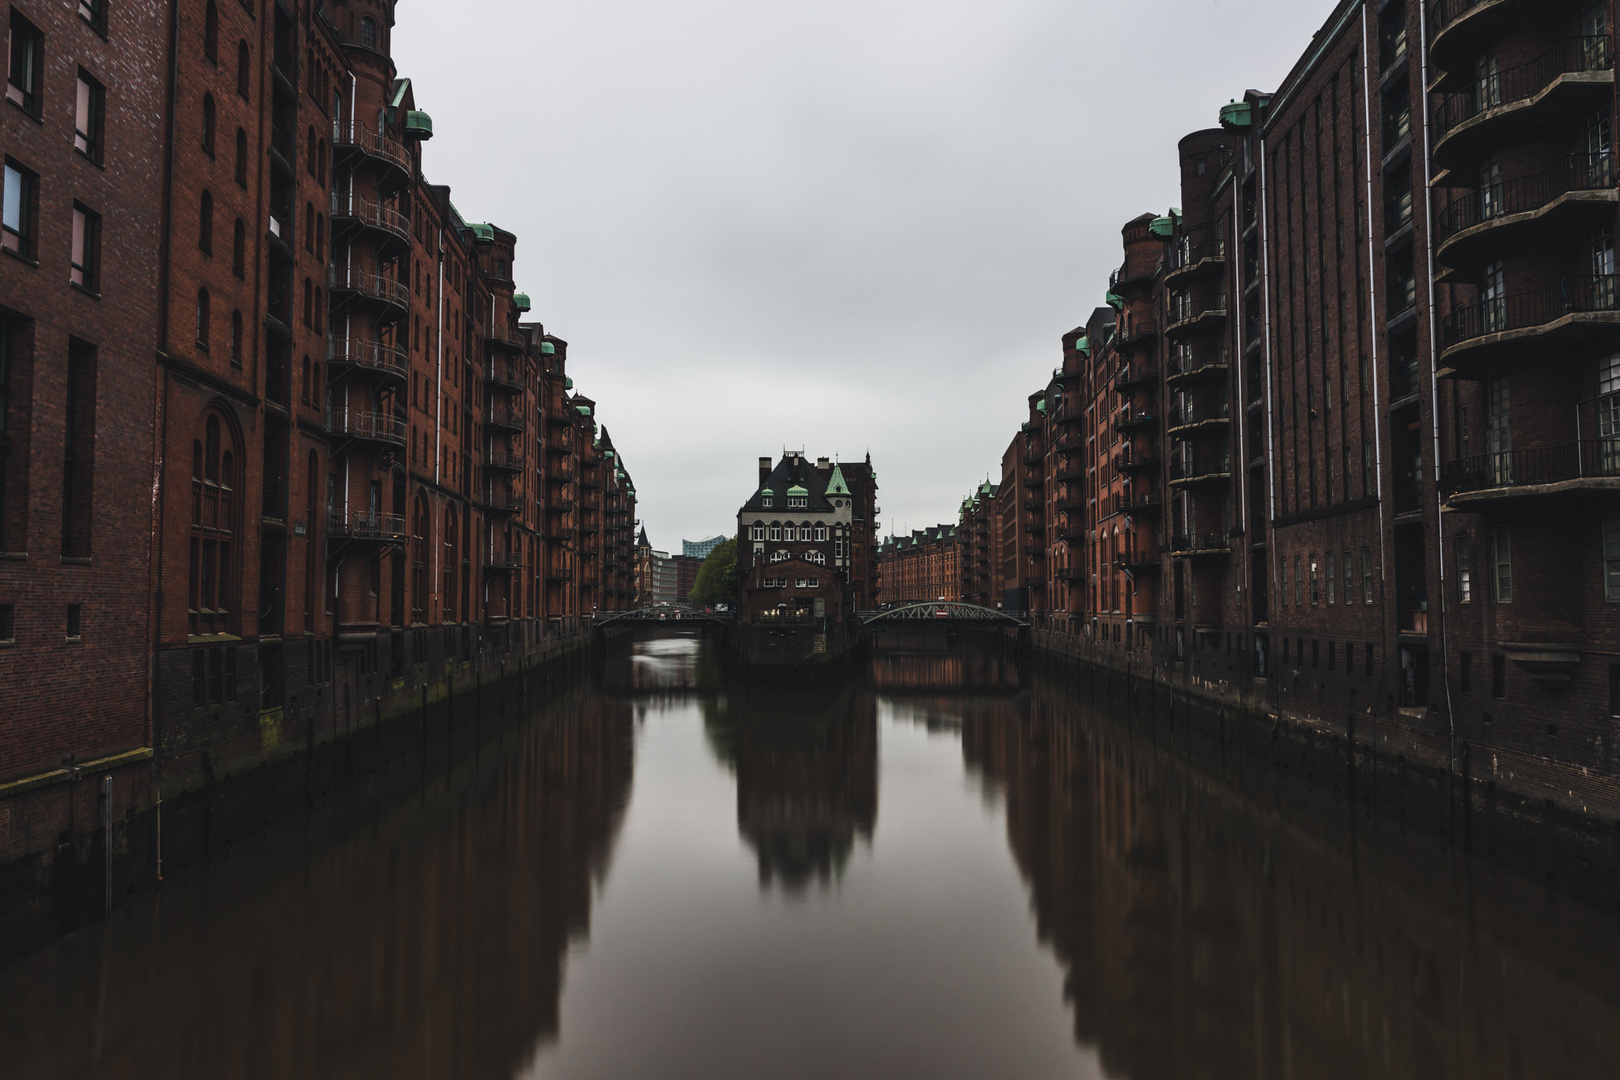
top-left (816, 457), bottom-right (829, 470)
top-left (759, 456), bottom-right (772, 487)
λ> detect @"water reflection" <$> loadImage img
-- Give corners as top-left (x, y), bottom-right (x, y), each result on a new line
top-left (704, 688), bottom-right (877, 893)
top-left (0, 691), bottom-right (634, 1080)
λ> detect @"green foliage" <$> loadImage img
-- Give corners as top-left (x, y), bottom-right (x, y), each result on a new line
top-left (688, 537), bottom-right (739, 608)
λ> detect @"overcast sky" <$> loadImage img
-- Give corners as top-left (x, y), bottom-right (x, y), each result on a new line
top-left (393, 0), bottom-right (1334, 552)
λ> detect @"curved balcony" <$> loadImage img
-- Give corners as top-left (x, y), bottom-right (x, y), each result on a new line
top-left (328, 266), bottom-right (409, 317)
top-left (1114, 318), bottom-right (1159, 350)
top-left (1115, 450), bottom-right (1160, 476)
top-left (1116, 549), bottom-right (1161, 574)
top-left (327, 510), bottom-right (406, 545)
top-left (483, 491), bottom-right (525, 515)
top-left (1167, 401), bottom-right (1231, 437)
top-left (1164, 237), bottom-right (1226, 287)
top-left (1439, 275), bottom-right (1620, 374)
top-left (1433, 37), bottom-right (1613, 174)
top-left (1110, 254), bottom-right (1163, 294)
top-left (1436, 154), bottom-right (1616, 273)
top-left (1114, 362), bottom-right (1158, 391)
top-left (1428, 0), bottom-right (1534, 84)
top-left (486, 327), bottom-right (526, 354)
top-left (1170, 532), bottom-right (1233, 556)
top-left (1117, 491), bottom-right (1160, 518)
top-left (327, 338), bottom-right (407, 384)
top-left (485, 360), bottom-right (526, 393)
top-left (330, 120), bottom-right (411, 190)
top-left (484, 551), bottom-right (524, 573)
top-left (1165, 303), bottom-right (1228, 340)
top-left (1168, 458), bottom-right (1232, 487)
top-left (1165, 352), bottom-right (1230, 386)
top-left (483, 449), bottom-right (525, 473)
top-left (1441, 440), bottom-right (1620, 504)
top-left (329, 193), bottom-right (411, 255)
top-left (485, 407), bottom-right (526, 434)
top-left (327, 408), bottom-right (406, 450)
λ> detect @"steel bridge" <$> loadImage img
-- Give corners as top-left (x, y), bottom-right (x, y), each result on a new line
top-left (858, 603), bottom-right (1029, 628)
top-left (593, 608), bottom-right (734, 627)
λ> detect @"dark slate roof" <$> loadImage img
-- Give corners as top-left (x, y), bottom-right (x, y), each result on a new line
top-left (740, 454), bottom-right (836, 514)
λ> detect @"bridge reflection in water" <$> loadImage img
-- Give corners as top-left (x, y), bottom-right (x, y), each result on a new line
top-left (0, 635), bottom-right (1615, 1078)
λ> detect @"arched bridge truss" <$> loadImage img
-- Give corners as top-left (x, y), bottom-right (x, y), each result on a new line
top-left (858, 603), bottom-right (1029, 628)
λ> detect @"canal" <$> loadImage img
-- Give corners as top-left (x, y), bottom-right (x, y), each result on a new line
top-left (2, 633), bottom-right (1618, 1078)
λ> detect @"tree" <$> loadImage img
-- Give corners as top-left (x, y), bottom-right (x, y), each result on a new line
top-left (688, 537), bottom-right (739, 608)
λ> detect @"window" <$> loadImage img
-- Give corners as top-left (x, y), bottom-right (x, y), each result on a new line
top-left (1599, 354), bottom-right (1620, 474)
top-left (795, 578), bottom-right (807, 589)
top-left (360, 16), bottom-right (377, 49)
top-left (78, 0), bottom-right (107, 35)
top-left (1488, 525), bottom-right (1512, 602)
top-left (66, 603), bottom-right (82, 641)
top-left (3, 160), bottom-right (36, 257)
top-left (787, 494), bottom-right (807, 508)
top-left (1604, 518), bottom-right (1620, 600)
top-left (1325, 552), bottom-right (1336, 604)
top-left (1612, 664), bottom-right (1620, 717)
top-left (75, 72), bottom-right (105, 162)
top-left (770, 550), bottom-right (787, 562)
top-left (190, 414), bottom-right (237, 634)
top-left (237, 41), bottom-right (251, 99)
top-left (1362, 546), bottom-right (1374, 604)
top-left (7, 11), bottom-right (42, 115)
top-left (0, 603), bottom-right (12, 643)
top-left (760, 492), bottom-right (772, 508)
top-left (1309, 555), bottom-right (1319, 604)
top-left (196, 289), bottom-right (211, 349)
top-left (751, 524), bottom-right (764, 541)
top-left (783, 525), bottom-right (795, 542)
top-left (815, 525), bottom-right (828, 542)
top-left (1294, 555), bottom-right (1303, 606)
top-left (1342, 550), bottom-right (1352, 604)
top-left (769, 525), bottom-right (781, 542)
top-left (1457, 536), bottom-right (1472, 602)
top-left (70, 205), bottom-right (100, 291)
top-left (1480, 260), bottom-right (1506, 335)
top-left (1491, 653), bottom-right (1506, 699)
top-left (204, 1), bottom-right (219, 61)
top-left (1486, 376), bottom-right (1511, 484)
top-left (230, 310), bottom-right (242, 366)
top-left (198, 191), bottom-right (214, 254)
top-left (232, 218), bottom-right (245, 277)
top-left (202, 94), bottom-right (216, 156)
top-left (234, 128), bottom-right (248, 187)
top-left (1282, 557), bottom-right (1291, 606)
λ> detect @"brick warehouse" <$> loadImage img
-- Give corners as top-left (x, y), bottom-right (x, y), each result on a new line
top-left (875, 524), bottom-right (957, 606)
top-left (1, 0), bottom-right (638, 933)
top-left (950, 0), bottom-right (1620, 824)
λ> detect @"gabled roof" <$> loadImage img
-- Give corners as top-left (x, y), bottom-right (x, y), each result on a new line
top-left (825, 464), bottom-right (851, 496)
top-left (740, 454), bottom-right (837, 515)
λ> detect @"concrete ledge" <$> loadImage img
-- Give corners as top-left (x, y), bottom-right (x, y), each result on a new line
top-left (0, 747), bottom-right (153, 801)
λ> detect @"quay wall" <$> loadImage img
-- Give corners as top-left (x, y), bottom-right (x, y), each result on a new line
top-left (1031, 629), bottom-right (1620, 916)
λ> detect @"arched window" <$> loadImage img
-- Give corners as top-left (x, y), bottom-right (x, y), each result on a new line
top-left (443, 504), bottom-right (457, 620)
top-left (202, 94), bottom-right (216, 155)
top-left (301, 356), bottom-right (311, 403)
top-left (232, 218), bottom-right (245, 276)
top-left (190, 410), bottom-right (238, 634)
top-left (412, 494), bottom-right (429, 623)
top-left (306, 126), bottom-right (317, 176)
top-left (196, 289), bottom-right (211, 348)
top-left (302, 277), bottom-right (312, 327)
top-left (204, 1), bottom-right (219, 61)
top-left (237, 41), bottom-right (250, 99)
top-left (198, 190), bottom-right (213, 251)
top-left (360, 16), bottom-right (377, 49)
top-left (315, 214), bottom-right (325, 261)
top-left (230, 310), bottom-right (242, 366)
top-left (312, 362), bottom-right (321, 399)
top-left (317, 140), bottom-right (327, 185)
top-left (234, 128), bottom-right (248, 187)
top-left (304, 201), bottom-right (315, 252)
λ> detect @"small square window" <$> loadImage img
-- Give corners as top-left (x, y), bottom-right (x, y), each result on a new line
top-left (78, 0), bottom-right (108, 34)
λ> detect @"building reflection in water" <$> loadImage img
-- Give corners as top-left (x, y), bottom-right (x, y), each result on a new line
top-left (704, 687), bottom-right (878, 894)
top-left (0, 690), bottom-right (635, 1080)
top-left (953, 671), bottom-right (1620, 1080)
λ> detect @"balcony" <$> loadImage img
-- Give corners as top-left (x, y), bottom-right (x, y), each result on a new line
top-left (1165, 351), bottom-right (1230, 386)
top-left (1115, 451), bottom-right (1160, 475)
top-left (1441, 440), bottom-right (1620, 503)
top-left (328, 266), bottom-right (409, 315)
top-left (1439, 275), bottom-right (1620, 373)
top-left (1170, 532), bottom-right (1233, 556)
top-left (327, 338), bottom-right (407, 383)
top-left (485, 551), bottom-right (524, 573)
top-left (545, 567), bottom-right (575, 583)
top-left (485, 407), bottom-right (526, 434)
top-left (1115, 362), bottom-right (1158, 391)
top-left (327, 510), bottom-right (406, 544)
top-left (330, 119), bottom-right (411, 189)
top-left (1116, 550), bottom-right (1161, 574)
top-left (483, 449), bottom-right (525, 473)
top-left (483, 491), bottom-right (525, 514)
top-left (1429, 0), bottom-right (1554, 83)
top-left (1110, 254), bottom-right (1163, 293)
top-left (486, 326), bottom-right (526, 354)
top-left (1433, 37), bottom-right (1613, 174)
top-left (1436, 154), bottom-right (1617, 273)
top-left (1164, 236), bottom-right (1226, 285)
top-left (1117, 491), bottom-right (1161, 517)
top-left (1114, 318), bottom-right (1159, 350)
top-left (327, 408), bottom-right (406, 450)
top-left (330, 193), bottom-right (411, 253)
top-left (486, 360), bottom-right (526, 392)
top-left (1167, 400), bottom-right (1231, 436)
top-left (1116, 407), bottom-right (1158, 433)
top-left (1165, 302), bottom-right (1228, 340)
top-left (1168, 457), bottom-right (1232, 486)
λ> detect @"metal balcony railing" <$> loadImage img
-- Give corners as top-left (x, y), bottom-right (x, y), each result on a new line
top-left (328, 266), bottom-right (409, 309)
top-left (1168, 399), bottom-right (1231, 429)
top-left (1438, 153), bottom-right (1615, 241)
top-left (1434, 37), bottom-right (1612, 136)
top-left (1441, 275), bottom-right (1620, 347)
top-left (1171, 532), bottom-right (1232, 553)
top-left (483, 449), bottom-right (525, 471)
top-left (1169, 456), bottom-right (1232, 481)
top-left (486, 326), bottom-right (526, 352)
top-left (486, 360), bottom-right (525, 391)
top-left (1442, 440), bottom-right (1620, 493)
top-left (483, 491), bottom-right (525, 513)
top-left (330, 119), bottom-right (410, 175)
top-left (1167, 235), bottom-right (1226, 274)
top-left (327, 408), bottom-right (406, 447)
top-left (485, 408), bottom-right (526, 433)
top-left (330, 193), bottom-right (410, 242)
top-left (327, 510), bottom-right (407, 542)
top-left (327, 338), bottom-right (407, 379)
top-left (486, 551), bottom-right (524, 571)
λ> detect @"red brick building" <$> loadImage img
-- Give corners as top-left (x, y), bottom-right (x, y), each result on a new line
top-left (736, 453), bottom-right (876, 623)
top-left (0, 0), bottom-right (639, 921)
top-left (875, 525), bottom-right (958, 606)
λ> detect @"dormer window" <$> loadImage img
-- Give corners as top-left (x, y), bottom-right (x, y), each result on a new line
top-left (761, 492), bottom-right (773, 508)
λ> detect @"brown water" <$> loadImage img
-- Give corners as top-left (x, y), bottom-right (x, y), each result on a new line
top-left (2, 634), bottom-right (1618, 1079)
